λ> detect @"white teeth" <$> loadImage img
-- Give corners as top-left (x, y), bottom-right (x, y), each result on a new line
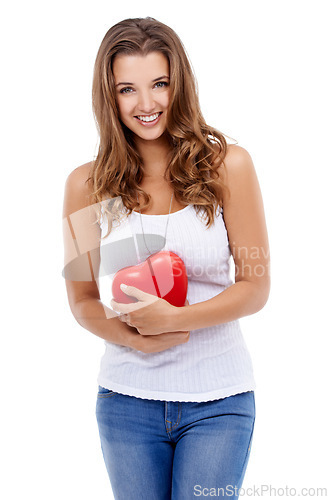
top-left (136, 112), bottom-right (161, 122)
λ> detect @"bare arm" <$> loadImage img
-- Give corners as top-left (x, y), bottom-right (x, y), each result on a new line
top-left (62, 162), bottom-right (189, 353)
top-left (74, 297), bottom-right (190, 353)
top-left (172, 145), bottom-right (271, 332)
top-left (72, 296), bottom-right (138, 345)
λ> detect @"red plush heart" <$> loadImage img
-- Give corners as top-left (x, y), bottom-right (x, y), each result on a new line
top-left (112, 251), bottom-right (188, 307)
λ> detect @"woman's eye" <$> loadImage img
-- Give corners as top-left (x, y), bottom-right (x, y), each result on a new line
top-left (155, 81), bottom-right (169, 88)
top-left (120, 87), bottom-right (133, 94)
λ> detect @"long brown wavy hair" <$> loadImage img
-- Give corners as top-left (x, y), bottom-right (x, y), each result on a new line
top-left (87, 16), bottom-right (235, 238)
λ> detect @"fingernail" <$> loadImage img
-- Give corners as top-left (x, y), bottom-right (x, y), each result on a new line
top-left (120, 283), bottom-right (128, 290)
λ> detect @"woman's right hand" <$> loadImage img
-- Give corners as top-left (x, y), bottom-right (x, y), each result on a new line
top-left (125, 299), bottom-right (190, 353)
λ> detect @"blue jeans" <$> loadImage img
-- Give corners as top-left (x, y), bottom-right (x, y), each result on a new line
top-left (95, 387), bottom-right (255, 499)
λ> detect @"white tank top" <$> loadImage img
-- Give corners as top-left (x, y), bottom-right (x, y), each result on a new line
top-left (96, 201), bottom-right (256, 402)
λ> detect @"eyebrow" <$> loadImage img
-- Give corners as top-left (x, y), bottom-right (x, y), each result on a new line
top-left (115, 75), bottom-right (170, 87)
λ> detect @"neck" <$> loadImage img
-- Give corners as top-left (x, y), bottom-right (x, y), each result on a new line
top-left (134, 133), bottom-right (172, 177)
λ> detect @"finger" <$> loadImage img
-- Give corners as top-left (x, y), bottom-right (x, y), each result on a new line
top-left (111, 297), bottom-right (158, 314)
top-left (120, 284), bottom-right (159, 303)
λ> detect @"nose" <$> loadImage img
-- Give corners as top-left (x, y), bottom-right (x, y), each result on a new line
top-left (137, 89), bottom-right (156, 114)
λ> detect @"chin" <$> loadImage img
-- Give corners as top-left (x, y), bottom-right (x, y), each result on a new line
top-left (135, 128), bottom-right (167, 142)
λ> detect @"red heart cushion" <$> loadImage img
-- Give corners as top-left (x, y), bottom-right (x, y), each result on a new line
top-left (112, 251), bottom-right (188, 307)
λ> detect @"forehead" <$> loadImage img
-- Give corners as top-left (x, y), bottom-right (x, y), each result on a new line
top-left (113, 52), bottom-right (169, 82)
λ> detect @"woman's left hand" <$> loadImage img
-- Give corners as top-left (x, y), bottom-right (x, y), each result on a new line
top-left (110, 284), bottom-right (178, 336)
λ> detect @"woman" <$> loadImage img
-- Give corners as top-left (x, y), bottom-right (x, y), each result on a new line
top-left (62, 16), bottom-right (270, 500)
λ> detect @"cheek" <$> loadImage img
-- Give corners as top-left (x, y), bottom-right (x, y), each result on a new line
top-left (116, 97), bottom-right (131, 119)
top-left (162, 91), bottom-right (171, 110)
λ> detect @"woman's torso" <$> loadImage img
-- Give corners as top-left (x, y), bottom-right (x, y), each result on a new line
top-left (96, 182), bottom-right (256, 402)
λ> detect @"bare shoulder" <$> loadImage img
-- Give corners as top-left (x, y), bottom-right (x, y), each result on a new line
top-left (222, 144), bottom-right (254, 177)
top-left (66, 160), bottom-right (94, 189)
top-left (63, 160), bottom-right (95, 217)
top-left (218, 145), bottom-right (257, 202)
top-left (225, 143), bottom-right (252, 161)
top-left (210, 142), bottom-right (257, 205)
top-left (211, 142), bottom-right (253, 173)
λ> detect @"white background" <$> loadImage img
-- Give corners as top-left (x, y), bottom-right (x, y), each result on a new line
top-left (1, 0), bottom-right (327, 498)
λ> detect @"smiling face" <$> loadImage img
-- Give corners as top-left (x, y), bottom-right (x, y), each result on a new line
top-left (113, 51), bottom-right (171, 143)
